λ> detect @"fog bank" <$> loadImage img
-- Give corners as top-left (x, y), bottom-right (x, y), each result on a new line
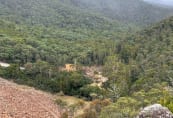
top-left (143, 0), bottom-right (173, 7)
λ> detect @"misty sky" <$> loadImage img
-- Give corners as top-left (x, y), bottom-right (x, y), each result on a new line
top-left (143, 0), bottom-right (173, 7)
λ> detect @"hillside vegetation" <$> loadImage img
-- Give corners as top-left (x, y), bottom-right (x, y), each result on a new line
top-left (0, 0), bottom-right (128, 66)
top-left (0, 0), bottom-right (173, 117)
top-left (98, 16), bottom-right (173, 118)
top-left (0, 0), bottom-right (172, 65)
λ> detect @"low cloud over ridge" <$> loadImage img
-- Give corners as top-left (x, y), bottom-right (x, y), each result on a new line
top-left (143, 0), bottom-right (173, 7)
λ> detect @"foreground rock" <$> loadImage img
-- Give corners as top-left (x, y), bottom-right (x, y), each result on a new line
top-left (138, 104), bottom-right (173, 118)
top-left (0, 77), bottom-right (61, 118)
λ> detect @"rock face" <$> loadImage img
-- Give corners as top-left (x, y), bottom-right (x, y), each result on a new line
top-left (138, 104), bottom-right (173, 118)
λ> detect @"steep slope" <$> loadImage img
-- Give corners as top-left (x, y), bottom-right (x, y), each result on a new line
top-left (0, 77), bottom-right (61, 118)
top-left (98, 16), bottom-right (173, 118)
top-left (119, 16), bottom-right (173, 90)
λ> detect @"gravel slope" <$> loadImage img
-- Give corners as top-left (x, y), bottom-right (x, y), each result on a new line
top-left (0, 77), bottom-right (61, 118)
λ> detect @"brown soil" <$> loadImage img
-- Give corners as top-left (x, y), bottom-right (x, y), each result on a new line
top-left (0, 77), bottom-right (61, 118)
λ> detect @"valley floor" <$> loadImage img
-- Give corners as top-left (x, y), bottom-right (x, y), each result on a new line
top-left (0, 77), bottom-right (61, 118)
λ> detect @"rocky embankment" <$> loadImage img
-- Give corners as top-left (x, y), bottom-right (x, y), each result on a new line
top-left (0, 77), bottom-right (61, 118)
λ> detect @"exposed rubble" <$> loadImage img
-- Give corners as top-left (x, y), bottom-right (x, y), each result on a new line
top-left (83, 66), bottom-right (108, 87)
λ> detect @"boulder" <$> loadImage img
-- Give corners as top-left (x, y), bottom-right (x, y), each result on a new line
top-left (138, 104), bottom-right (173, 118)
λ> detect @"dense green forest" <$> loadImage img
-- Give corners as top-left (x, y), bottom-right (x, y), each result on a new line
top-left (0, 17), bottom-right (121, 65)
top-left (0, 0), bottom-right (173, 66)
top-left (0, 0), bottom-right (173, 117)
top-left (0, 0), bottom-right (173, 65)
top-left (98, 16), bottom-right (173, 118)
top-left (0, 0), bottom-right (128, 65)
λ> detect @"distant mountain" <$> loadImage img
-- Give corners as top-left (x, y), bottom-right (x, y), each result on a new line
top-left (61, 0), bottom-right (173, 26)
top-left (0, 0), bottom-right (172, 28)
top-left (0, 0), bottom-right (118, 29)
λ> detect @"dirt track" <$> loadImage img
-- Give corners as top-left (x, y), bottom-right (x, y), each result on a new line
top-left (0, 77), bottom-right (61, 118)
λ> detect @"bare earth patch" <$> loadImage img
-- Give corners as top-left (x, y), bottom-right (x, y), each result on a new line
top-left (0, 77), bottom-right (61, 118)
top-left (83, 66), bottom-right (108, 87)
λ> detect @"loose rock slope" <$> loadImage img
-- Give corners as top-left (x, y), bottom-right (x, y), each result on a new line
top-left (0, 77), bottom-right (61, 118)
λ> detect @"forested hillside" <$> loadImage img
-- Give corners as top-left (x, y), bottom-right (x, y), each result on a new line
top-left (0, 0), bottom-right (173, 117)
top-left (0, 0), bottom-right (126, 30)
top-left (1, 0), bottom-right (173, 28)
top-left (61, 0), bottom-right (173, 25)
top-left (0, 0), bottom-right (129, 65)
top-left (0, 19), bottom-right (121, 65)
top-left (98, 16), bottom-right (173, 118)
top-left (0, 0), bottom-right (172, 65)
top-left (120, 16), bottom-right (173, 88)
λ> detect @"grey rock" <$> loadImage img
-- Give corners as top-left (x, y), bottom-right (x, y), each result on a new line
top-left (138, 104), bottom-right (173, 118)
